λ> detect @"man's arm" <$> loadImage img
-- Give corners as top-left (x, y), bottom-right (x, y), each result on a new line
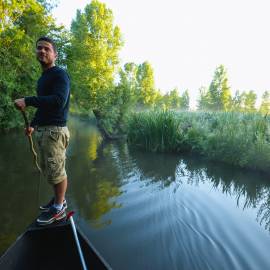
top-left (25, 72), bottom-right (70, 109)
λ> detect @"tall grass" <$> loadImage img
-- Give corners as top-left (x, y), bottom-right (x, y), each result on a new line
top-left (127, 110), bottom-right (270, 173)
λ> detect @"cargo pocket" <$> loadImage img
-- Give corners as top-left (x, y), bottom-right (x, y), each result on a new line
top-left (49, 130), bottom-right (60, 142)
top-left (47, 157), bottom-right (57, 178)
top-left (47, 155), bottom-right (65, 179)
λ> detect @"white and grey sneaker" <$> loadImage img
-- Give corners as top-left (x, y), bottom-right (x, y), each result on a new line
top-left (39, 198), bottom-right (67, 212)
top-left (37, 205), bottom-right (66, 226)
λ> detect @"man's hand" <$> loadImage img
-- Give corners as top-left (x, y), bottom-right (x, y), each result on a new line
top-left (14, 98), bottom-right (26, 111)
top-left (25, 126), bottom-right (34, 137)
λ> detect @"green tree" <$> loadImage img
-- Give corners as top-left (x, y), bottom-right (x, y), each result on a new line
top-left (168, 88), bottom-right (181, 108)
top-left (259, 91), bottom-right (270, 115)
top-left (243, 90), bottom-right (257, 112)
top-left (154, 89), bottom-right (165, 109)
top-left (118, 62), bottom-right (138, 102)
top-left (197, 86), bottom-right (211, 110)
top-left (231, 90), bottom-right (245, 112)
top-left (112, 62), bottom-right (139, 129)
top-left (208, 65), bottom-right (232, 111)
top-left (180, 89), bottom-right (190, 110)
top-left (136, 61), bottom-right (157, 106)
top-left (0, 0), bottom-right (60, 130)
top-left (67, 0), bottom-right (123, 114)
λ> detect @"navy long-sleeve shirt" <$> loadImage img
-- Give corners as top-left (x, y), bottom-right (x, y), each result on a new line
top-left (25, 66), bottom-right (70, 127)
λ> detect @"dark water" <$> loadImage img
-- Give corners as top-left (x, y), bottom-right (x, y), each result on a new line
top-left (1, 117), bottom-right (270, 270)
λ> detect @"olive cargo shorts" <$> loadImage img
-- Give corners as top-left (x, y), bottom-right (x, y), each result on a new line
top-left (35, 126), bottom-right (70, 185)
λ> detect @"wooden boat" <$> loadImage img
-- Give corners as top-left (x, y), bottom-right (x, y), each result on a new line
top-left (0, 220), bottom-right (112, 270)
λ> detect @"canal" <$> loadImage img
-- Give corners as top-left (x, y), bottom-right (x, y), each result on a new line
top-left (0, 117), bottom-right (270, 269)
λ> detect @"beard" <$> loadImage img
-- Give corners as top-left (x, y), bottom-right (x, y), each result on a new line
top-left (37, 55), bottom-right (47, 64)
top-left (38, 59), bottom-right (46, 65)
top-left (37, 56), bottom-right (54, 68)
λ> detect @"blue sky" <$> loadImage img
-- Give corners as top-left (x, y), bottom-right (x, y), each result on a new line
top-left (52, 0), bottom-right (270, 108)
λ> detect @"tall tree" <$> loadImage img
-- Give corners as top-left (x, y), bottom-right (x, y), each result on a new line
top-left (208, 65), bottom-right (232, 111)
top-left (243, 90), bottom-right (257, 112)
top-left (259, 91), bottom-right (270, 115)
top-left (180, 89), bottom-right (190, 110)
top-left (67, 0), bottom-right (123, 114)
top-left (168, 88), bottom-right (181, 108)
top-left (197, 86), bottom-right (211, 110)
top-left (136, 61), bottom-right (157, 106)
top-left (113, 62), bottom-right (138, 123)
top-left (118, 62), bottom-right (138, 99)
top-left (231, 90), bottom-right (245, 112)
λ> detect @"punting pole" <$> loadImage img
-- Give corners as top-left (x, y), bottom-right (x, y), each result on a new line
top-left (18, 109), bottom-right (42, 210)
top-left (67, 211), bottom-right (88, 270)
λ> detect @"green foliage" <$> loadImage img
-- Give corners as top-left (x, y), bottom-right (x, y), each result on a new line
top-left (67, 0), bottom-right (123, 112)
top-left (127, 110), bottom-right (270, 173)
top-left (242, 90), bottom-right (257, 113)
top-left (198, 65), bottom-right (232, 111)
top-left (66, 0), bottom-right (129, 135)
top-left (197, 86), bottom-right (211, 110)
top-left (127, 110), bottom-right (181, 152)
top-left (231, 90), bottom-right (245, 112)
top-left (1, 0), bottom-right (267, 149)
top-left (158, 88), bottom-right (190, 110)
top-left (259, 91), bottom-right (270, 115)
top-left (136, 61), bottom-right (158, 106)
top-left (197, 65), bottom-right (260, 114)
top-left (180, 89), bottom-right (190, 110)
top-left (0, 0), bottom-right (65, 130)
top-left (163, 88), bottom-right (181, 108)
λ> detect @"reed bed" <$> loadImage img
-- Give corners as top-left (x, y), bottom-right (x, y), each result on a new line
top-left (127, 110), bottom-right (270, 173)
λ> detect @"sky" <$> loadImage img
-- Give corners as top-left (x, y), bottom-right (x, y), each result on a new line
top-left (52, 0), bottom-right (270, 108)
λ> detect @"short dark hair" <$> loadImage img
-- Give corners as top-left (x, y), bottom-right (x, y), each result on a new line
top-left (36, 36), bottom-right (57, 52)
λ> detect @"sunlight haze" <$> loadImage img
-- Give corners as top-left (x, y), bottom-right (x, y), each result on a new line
top-left (52, 0), bottom-right (270, 108)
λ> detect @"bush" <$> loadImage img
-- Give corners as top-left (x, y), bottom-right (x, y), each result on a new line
top-left (127, 110), bottom-right (270, 173)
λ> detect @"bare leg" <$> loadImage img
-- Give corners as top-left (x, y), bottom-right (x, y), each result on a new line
top-left (53, 178), bottom-right (67, 204)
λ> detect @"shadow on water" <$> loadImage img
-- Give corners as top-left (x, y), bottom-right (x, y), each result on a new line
top-left (0, 132), bottom-right (45, 255)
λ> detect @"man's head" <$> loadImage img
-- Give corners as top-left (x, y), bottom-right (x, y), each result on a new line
top-left (36, 36), bottom-right (57, 69)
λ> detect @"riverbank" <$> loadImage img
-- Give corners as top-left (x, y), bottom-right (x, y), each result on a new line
top-left (127, 110), bottom-right (270, 173)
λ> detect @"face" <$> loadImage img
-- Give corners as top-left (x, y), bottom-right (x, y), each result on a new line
top-left (36, 40), bottom-right (57, 67)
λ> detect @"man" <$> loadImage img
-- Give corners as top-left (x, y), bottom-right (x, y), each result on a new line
top-left (14, 36), bottom-right (70, 225)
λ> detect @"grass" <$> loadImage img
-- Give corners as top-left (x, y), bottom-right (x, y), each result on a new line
top-left (127, 110), bottom-right (270, 173)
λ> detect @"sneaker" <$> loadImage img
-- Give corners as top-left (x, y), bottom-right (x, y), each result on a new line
top-left (39, 198), bottom-right (67, 212)
top-left (37, 206), bottom-right (66, 226)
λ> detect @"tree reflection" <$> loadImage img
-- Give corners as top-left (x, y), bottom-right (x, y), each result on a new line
top-left (128, 149), bottom-right (180, 188)
top-left (67, 123), bottom-right (123, 228)
top-left (67, 118), bottom-right (270, 232)
top-left (130, 151), bottom-right (270, 232)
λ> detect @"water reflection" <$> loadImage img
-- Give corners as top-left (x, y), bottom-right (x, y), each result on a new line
top-left (71, 132), bottom-right (270, 269)
top-left (0, 132), bottom-right (44, 254)
top-left (67, 121), bottom-right (123, 228)
top-left (1, 118), bottom-right (270, 269)
top-left (68, 118), bottom-right (270, 233)
top-left (182, 156), bottom-right (270, 232)
top-left (129, 151), bottom-right (270, 232)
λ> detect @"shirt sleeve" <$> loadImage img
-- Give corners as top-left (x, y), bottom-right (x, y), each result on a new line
top-left (25, 71), bottom-right (70, 110)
